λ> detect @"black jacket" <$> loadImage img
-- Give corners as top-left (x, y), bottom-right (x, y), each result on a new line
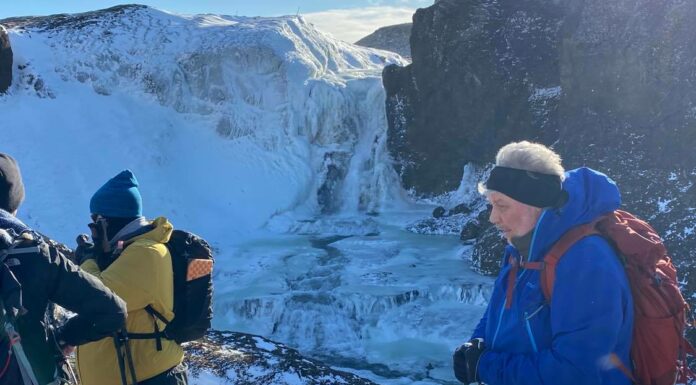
top-left (0, 209), bottom-right (127, 383)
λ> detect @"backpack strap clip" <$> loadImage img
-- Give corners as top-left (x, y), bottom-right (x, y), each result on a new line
top-left (127, 305), bottom-right (169, 351)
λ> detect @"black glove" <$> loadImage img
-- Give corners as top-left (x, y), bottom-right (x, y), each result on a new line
top-left (453, 343), bottom-right (469, 383)
top-left (465, 338), bottom-right (485, 383)
top-left (453, 338), bottom-right (485, 383)
top-left (74, 234), bottom-right (97, 265)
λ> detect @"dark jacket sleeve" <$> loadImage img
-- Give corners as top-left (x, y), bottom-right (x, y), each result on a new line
top-left (42, 244), bottom-right (127, 346)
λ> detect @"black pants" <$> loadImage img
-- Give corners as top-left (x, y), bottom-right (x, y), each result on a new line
top-left (139, 364), bottom-right (188, 385)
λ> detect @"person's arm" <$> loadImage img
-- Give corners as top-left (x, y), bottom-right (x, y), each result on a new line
top-left (41, 245), bottom-right (127, 347)
top-left (477, 237), bottom-right (630, 385)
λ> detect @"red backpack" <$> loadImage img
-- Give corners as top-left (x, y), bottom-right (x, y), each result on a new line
top-left (518, 210), bottom-right (696, 385)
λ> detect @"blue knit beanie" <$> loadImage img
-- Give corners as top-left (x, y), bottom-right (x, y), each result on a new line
top-left (90, 170), bottom-right (143, 218)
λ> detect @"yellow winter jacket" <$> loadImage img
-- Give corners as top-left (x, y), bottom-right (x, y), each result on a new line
top-left (77, 217), bottom-right (184, 385)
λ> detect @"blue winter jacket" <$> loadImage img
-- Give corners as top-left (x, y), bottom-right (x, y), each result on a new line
top-left (471, 167), bottom-right (634, 385)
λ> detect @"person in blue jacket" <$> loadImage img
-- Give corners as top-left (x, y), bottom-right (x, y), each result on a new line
top-left (453, 141), bottom-right (634, 385)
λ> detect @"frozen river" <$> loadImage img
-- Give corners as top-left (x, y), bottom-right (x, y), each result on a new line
top-left (213, 211), bottom-right (493, 384)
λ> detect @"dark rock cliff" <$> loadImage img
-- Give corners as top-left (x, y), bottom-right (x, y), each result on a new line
top-left (384, 0), bottom-right (564, 194)
top-left (386, 0), bottom-right (696, 303)
top-left (356, 23), bottom-right (412, 59)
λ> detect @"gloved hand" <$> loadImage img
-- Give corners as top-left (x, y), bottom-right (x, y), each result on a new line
top-left (465, 338), bottom-right (485, 383)
top-left (453, 338), bottom-right (485, 384)
top-left (453, 343), bottom-right (469, 383)
top-left (74, 234), bottom-right (97, 265)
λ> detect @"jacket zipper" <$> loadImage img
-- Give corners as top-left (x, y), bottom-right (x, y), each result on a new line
top-left (491, 211), bottom-right (548, 351)
top-left (490, 299), bottom-right (507, 349)
top-left (524, 312), bottom-right (538, 353)
top-left (524, 304), bottom-right (544, 353)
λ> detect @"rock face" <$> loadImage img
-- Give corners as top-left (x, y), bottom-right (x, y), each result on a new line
top-left (0, 25), bottom-right (11, 93)
top-left (355, 23), bottom-right (412, 59)
top-left (386, 0), bottom-right (696, 300)
top-left (186, 330), bottom-right (377, 385)
top-left (384, 0), bottom-right (563, 194)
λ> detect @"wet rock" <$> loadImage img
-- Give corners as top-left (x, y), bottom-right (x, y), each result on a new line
top-left (471, 225), bottom-right (504, 276)
top-left (0, 25), bottom-right (11, 93)
top-left (448, 203), bottom-right (470, 216)
top-left (432, 206), bottom-right (446, 218)
top-left (407, 214), bottom-right (471, 236)
top-left (459, 221), bottom-right (481, 241)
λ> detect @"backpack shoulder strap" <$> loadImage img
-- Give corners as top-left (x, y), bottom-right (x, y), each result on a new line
top-left (539, 219), bottom-right (602, 301)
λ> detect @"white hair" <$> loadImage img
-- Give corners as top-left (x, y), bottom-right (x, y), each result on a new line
top-left (495, 141), bottom-right (565, 179)
top-left (478, 141), bottom-right (565, 195)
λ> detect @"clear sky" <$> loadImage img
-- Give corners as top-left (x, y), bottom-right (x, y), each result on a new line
top-left (0, 1), bottom-right (433, 43)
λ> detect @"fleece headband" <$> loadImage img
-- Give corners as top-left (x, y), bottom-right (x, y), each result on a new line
top-left (484, 166), bottom-right (566, 208)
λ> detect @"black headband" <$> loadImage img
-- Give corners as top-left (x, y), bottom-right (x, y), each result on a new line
top-left (483, 166), bottom-right (566, 208)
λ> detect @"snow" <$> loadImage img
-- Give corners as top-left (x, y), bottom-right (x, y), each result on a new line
top-left (190, 372), bottom-right (225, 385)
top-left (1, 6), bottom-right (487, 384)
top-left (250, 337), bottom-right (276, 353)
top-left (529, 85), bottom-right (561, 101)
top-left (657, 197), bottom-right (674, 213)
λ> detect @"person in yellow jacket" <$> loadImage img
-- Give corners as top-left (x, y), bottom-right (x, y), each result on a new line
top-left (76, 170), bottom-right (187, 385)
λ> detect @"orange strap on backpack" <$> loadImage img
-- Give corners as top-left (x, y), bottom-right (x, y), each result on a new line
top-left (504, 220), bottom-right (598, 307)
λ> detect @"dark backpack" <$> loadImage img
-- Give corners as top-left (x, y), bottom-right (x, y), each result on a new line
top-left (134, 229), bottom-right (214, 347)
top-left (0, 230), bottom-right (76, 385)
top-left (512, 210), bottom-right (696, 385)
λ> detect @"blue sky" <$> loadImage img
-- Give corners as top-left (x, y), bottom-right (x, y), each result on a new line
top-left (0, 1), bottom-right (433, 42)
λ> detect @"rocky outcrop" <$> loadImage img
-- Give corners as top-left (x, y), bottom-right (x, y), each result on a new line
top-left (0, 25), bottom-right (11, 93)
top-left (0, 5), bottom-right (147, 30)
top-left (384, 0), bottom-right (563, 194)
top-left (186, 330), bottom-right (377, 385)
top-left (356, 23), bottom-right (412, 59)
top-left (386, 0), bottom-right (696, 301)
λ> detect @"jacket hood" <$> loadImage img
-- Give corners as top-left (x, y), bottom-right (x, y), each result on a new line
top-left (528, 167), bottom-right (621, 261)
top-left (130, 217), bottom-right (172, 245)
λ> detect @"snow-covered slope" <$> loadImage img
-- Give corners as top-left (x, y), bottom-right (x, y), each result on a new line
top-left (1, 4), bottom-right (407, 243)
